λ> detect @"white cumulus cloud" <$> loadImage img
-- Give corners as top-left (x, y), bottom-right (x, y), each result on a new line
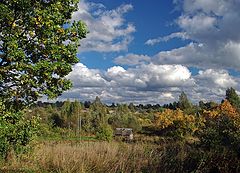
top-left (59, 63), bottom-right (196, 104)
top-left (66, 63), bottom-right (107, 87)
top-left (148, 0), bottom-right (240, 70)
top-left (72, 0), bottom-right (135, 52)
top-left (196, 69), bottom-right (237, 89)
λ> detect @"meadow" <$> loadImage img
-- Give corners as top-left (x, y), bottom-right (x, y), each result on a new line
top-left (1, 90), bottom-right (240, 172)
top-left (1, 136), bottom-right (239, 173)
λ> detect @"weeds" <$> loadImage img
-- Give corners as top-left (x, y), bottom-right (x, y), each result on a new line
top-left (0, 140), bottom-right (239, 173)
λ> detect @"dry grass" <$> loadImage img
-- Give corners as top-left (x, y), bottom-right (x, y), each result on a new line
top-left (1, 140), bottom-right (238, 173)
top-left (0, 141), bottom-right (165, 173)
top-left (34, 141), bottom-right (158, 173)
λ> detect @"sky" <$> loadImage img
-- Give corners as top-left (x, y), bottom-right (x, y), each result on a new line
top-left (58, 0), bottom-right (240, 105)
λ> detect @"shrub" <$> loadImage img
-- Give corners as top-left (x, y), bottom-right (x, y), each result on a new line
top-left (199, 114), bottom-right (240, 152)
top-left (154, 109), bottom-right (202, 139)
top-left (199, 100), bottom-right (240, 153)
top-left (0, 110), bottom-right (39, 160)
top-left (96, 123), bottom-right (113, 141)
top-left (0, 101), bottom-right (39, 160)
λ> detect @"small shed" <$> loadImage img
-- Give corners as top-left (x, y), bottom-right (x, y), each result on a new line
top-left (114, 128), bottom-right (133, 141)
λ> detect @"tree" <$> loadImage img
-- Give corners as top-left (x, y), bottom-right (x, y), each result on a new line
top-left (128, 103), bottom-right (136, 112)
top-left (90, 96), bottom-right (108, 119)
top-left (50, 112), bottom-right (64, 128)
top-left (0, 0), bottom-right (87, 158)
top-left (0, 100), bottom-right (39, 159)
top-left (96, 123), bottom-right (113, 142)
top-left (154, 109), bottom-right (200, 139)
top-left (199, 101), bottom-right (206, 110)
top-left (205, 101), bottom-right (218, 110)
top-left (0, 0), bottom-right (87, 110)
top-left (61, 100), bottom-right (71, 126)
top-left (93, 96), bottom-right (102, 105)
top-left (200, 100), bottom-right (240, 153)
top-left (219, 100), bottom-right (238, 118)
top-left (178, 91), bottom-right (192, 111)
top-left (225, 87), bottom-right (240, 110)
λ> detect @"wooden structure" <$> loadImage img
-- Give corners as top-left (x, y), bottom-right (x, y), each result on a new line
top-left (114, 128), bottom-right (133, 141)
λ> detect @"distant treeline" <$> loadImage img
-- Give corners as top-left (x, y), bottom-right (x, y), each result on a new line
top-left (27, 87), bottom-right (240, 138)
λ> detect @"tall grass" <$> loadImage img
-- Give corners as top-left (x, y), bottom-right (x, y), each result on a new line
top-left (33, 141), bottom-right (159, 173)
top-left (1, 140), bottom-right (239, 172)
top-left (1, 141), bottom-right (165, 172)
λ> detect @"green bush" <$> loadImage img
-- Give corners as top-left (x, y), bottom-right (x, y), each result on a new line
top-left (199, 114), bottom-right (240, 152)
top-left (0, 103), bottom-right (39, 159)
top-left (96, 123), bottom-right (113, 141)
top-left (108, 113), bottom-right (142, 132)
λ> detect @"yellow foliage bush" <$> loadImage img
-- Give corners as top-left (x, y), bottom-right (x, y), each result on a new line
top-left (219, 100), bottom-right (238, 118)
top-left (154, 109), bottom-right (200, 138)
top-left (203, 100), bottom-right (238, 119)
top-left (199, 100), bottom-right (240, 150)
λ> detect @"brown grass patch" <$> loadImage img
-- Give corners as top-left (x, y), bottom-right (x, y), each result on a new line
top-left (1, 141), bottom-right (164, 172)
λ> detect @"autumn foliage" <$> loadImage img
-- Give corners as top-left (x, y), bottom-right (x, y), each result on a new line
top-left (203, 99), bottom-right (238, 119)
top-left (154, 109), bottom-right (201, 138)
top-left (153, 98), bottom-right (240, 148)
top-left (198, 100), bottom-right (240, 152)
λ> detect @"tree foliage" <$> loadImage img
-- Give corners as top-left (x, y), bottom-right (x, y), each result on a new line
top-left (203, 100), bottom-right (238, 119)
top-left (0, 0), bottom-right (87, 110)
top-left (0, 101), bottom-right (38, 159)
top-left (178, 91), bottom-right (193, 114)
top-left (226, 87), bottom-right (240, 110)
top-left (199, 99), bottom-right (240, 155)
top-left (96, 123), bottom-right (113, 142)
top-left (0, 0), bottom-right (87, 158)
top-left (154, 109), bottom-right (201, 138)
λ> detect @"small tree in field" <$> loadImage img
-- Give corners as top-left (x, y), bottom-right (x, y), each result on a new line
top-left (226, 87), bottom-right (240, 110)
top-left (0, 0), bottom-right (87, 159)
top-left (178, 91), bottom-right (194, 114)
top-left (96, 123), bottom-right (113, 142)
top-left (200, 100), bottom-right (240, 152)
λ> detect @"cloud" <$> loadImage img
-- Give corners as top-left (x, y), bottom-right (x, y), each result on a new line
top-left (59, 62), bottom-right (240, 104)
top-left (136, 63), bottom-right (194, 89)
top-left (187, 68), bottom-right (239, 103)
top-left (58, 0), bottom-right (240, 105)
top-left (177, 14), bottom-right (217, 35)
top-left (182, 0), bottom-right (230, 16)
top-left (114, 54), bottom-right (151, 66)
top-left (153, 42), bottom-right (201, 66)
top-left (196, 69), bottom-right (237, 89)
top-left (145, 32), bottom-right (189, 46)
top-left (66, 63), bottom-right (107, 87)
top-left (148, 0), bottom-right (240, 70)
top-left (105, 66), bottom-right (145, 88)
top-left (59, 62), bottom-right (197, 104)
top-left (72, 0), bottom-right (135, 52)
top-left (105, 63), bottom-right (194, 89)
top-left (162, 92), bottom-right (174, 99)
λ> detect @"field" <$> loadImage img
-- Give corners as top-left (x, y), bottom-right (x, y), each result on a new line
top-left (1, 136), bottom-right (239, 173)
top-left (1, 92), bottom-right (240, 172)
top-left (0, 139), bottom-right (165, 173)
top-left (1, 0), bottom-right (240, 172)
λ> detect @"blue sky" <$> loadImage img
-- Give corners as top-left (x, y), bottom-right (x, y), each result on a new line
top-left (78, 0), bottom-right (186, 69)
top-left (59, 0), bottom-right (240, 104)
